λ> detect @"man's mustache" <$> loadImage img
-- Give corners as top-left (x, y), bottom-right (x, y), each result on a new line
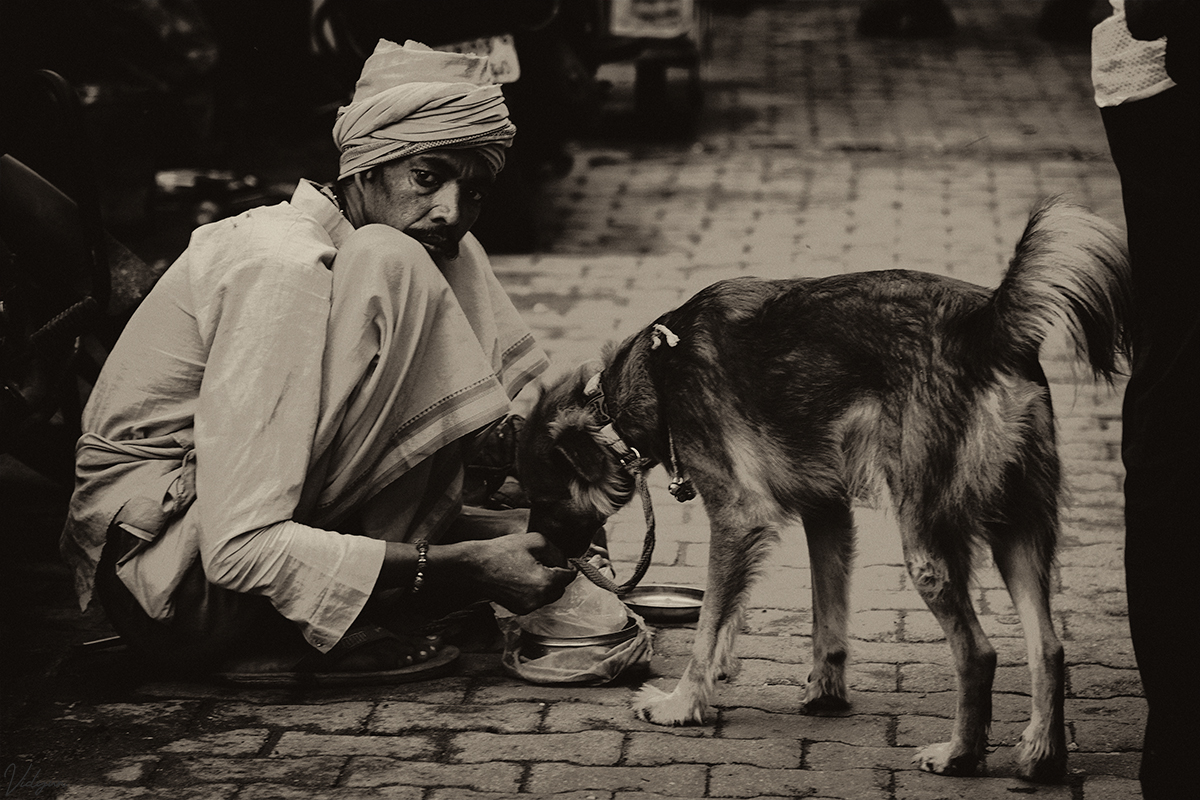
top-left (410, 228), bottom-right (460, 259)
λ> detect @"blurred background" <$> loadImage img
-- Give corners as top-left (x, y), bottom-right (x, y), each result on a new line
top-left (1, 0), bottom-right (1107, 260)
top-left (2, 0), bottom-right (727, 261)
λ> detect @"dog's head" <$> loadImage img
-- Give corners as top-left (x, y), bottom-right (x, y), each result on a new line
top-left (517, 361), bottom-right (640, 559)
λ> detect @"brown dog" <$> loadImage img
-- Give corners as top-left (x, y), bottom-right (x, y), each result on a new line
top-left (517, 198), bottom-right (1130, 781)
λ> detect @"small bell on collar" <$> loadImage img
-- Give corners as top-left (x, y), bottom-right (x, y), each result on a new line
top-left (669, 476), bottom-right (697, 502)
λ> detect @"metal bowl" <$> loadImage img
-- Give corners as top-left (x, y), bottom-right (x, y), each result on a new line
top-left (623, 584), bottom-right (705, 624)
top-left (519, 616), bottom-right (641, 660)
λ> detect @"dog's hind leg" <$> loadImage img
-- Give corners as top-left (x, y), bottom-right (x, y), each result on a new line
top-left (901, 515), bottom-right (996, 777)
top-left (989, 528), bottom-right (1066, 781)
top-left (800, 501), bottom-right (855, 713)
top-left (634, 515), bottom-right (775, 726)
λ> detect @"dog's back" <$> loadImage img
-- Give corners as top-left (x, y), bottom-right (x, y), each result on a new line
top-left (637, 199), bottom-right (1130, 531)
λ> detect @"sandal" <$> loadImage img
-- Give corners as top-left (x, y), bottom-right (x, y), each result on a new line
top-left (216, 623), bottom-right (460, 686)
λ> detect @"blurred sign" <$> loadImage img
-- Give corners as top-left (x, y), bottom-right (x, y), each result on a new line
top-left (609, 0), bottom-right (695, 39)
top-left (436, 34), bottom-right (521, 83)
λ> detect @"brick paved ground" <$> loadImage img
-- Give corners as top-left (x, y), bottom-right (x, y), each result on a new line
top-left (1, 2), bottom-right (1143, 798)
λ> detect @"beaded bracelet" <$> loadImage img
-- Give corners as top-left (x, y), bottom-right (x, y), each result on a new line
top-left (412, 539), bottom-right (429, 594)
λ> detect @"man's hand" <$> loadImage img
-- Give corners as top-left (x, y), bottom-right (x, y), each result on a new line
top-left (377, 532), bottom-right (577, 616)
top-left (455, 532), bottom-right (577, 615)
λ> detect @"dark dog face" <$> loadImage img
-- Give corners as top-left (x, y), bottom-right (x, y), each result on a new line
top-left (517, 362), bottom-right (638, 559)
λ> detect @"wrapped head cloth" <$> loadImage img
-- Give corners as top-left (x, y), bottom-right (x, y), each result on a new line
top-left (332, 39), bottom-right (517, 181)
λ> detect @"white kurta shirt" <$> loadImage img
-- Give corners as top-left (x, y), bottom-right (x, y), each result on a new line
top-left (61, 181), bottom-right (547, 651)
top-left (1092, 0), bottom-right (1175, 107)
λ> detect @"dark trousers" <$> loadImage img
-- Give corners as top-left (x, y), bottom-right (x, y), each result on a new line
top-left (1101, 84), bottom-right (1200, 800)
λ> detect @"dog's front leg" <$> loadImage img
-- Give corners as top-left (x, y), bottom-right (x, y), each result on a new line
top-left (634, 519), bottom-right (772, 726)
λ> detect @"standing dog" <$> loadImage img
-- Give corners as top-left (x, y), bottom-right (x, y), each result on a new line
top-left (517, 199), bottom-right (1131, 781)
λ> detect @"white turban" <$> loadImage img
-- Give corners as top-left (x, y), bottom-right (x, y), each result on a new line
top-left (332, 39), bottom-right (517, 181)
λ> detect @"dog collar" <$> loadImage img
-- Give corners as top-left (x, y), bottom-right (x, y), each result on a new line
top-left (584, 371), bottom-right (651, 474)
top-left (584, 367), bottom-right (695, 500)
top-left (595, 421), bottom-right (653, 474)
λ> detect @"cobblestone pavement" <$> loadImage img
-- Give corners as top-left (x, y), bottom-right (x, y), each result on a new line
top-left (1, 2), bottom-right (1142, 798)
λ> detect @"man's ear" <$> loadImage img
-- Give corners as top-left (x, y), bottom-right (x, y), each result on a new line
top-left (549, 409), bottom-right (610, 485)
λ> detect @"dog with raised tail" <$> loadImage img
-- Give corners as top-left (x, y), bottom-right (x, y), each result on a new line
top-left (516, 198), bottom-right (1131, 781)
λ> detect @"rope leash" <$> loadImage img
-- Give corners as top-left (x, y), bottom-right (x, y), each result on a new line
top-left (569, 472), bottom-right (657, 596)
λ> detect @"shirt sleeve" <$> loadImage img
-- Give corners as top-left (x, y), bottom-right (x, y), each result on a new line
top-left (188, 209), bottom-right (386, 651)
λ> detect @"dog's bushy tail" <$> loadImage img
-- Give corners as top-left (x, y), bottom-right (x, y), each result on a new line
top-left (987, 198), bottom-right (1132, 380)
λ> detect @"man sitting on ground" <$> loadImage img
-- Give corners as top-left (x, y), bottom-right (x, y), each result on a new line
top-left (60, 39), bottom-right (577, 683)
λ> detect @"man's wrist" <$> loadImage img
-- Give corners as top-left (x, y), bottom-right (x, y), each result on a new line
top-left (425, 540), bottom-right (480, 589)
top-left (410, 539), bottom-right (429, 593)
top-left (378, 539), bottom-right (474, 594)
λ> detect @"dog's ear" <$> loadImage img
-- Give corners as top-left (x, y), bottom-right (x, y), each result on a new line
top-left (549, 408), bottom-right (609, 485)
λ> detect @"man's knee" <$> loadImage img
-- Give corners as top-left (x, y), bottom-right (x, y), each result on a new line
top-left (336, 225), bottom-right (441, 288)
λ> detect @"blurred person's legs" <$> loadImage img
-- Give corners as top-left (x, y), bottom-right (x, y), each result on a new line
top-left (1102, 83), bottom-right (1200, 799)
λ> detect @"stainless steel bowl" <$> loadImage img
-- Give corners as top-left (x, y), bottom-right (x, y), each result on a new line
top-left (519, 616), bottom-right (641, 660)
top-left (623, 584), bottom-right (705, 624)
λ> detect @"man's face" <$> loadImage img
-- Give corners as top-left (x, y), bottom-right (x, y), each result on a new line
top-left (357, 148), bottom-right (496, 259)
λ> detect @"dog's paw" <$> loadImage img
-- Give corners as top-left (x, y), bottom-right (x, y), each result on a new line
top-left (1016, 725), bottom-right (1067, 782)
top-left (913, 741), bottom-right (986, 776)
top-left (632, 684), bottom-right (709, 726)
top-left (716, 655), bottom-right (741, 682)
top-left (799, 691), bottom-right (851, 715)
top-left (800, 676), bottom-right (850, 715)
